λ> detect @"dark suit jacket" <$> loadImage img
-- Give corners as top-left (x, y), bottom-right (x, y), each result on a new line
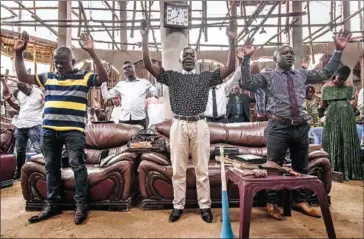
top-left (226, 93), bottom-right (255, 122)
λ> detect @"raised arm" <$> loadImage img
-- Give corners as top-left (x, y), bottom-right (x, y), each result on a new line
top-left (100, 82), bottom-right (119, 100)
top-left (79, 33), bottom-right (109, 85)
top-left (1, 77), bottom-right (20, 111)
top-left (4, 95), bottom-right (20, 111)
top-left (223, 68), bottom-right (241, 94)
top-left (141, 20), bottom-right (160, 78)
top-left (220, 23), bottom-right (237, 79)
top-left (238, 40), bottom-right (267, 92)
top-left (1, 74), bottom-right (11, 97)
top-left (14, 31), bottom-right (37, 85)
top-left (305, 29), bottom-right (351, 84)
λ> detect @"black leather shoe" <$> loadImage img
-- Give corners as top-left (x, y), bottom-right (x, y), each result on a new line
top-left (201, 208), bottom-right (213, 223)
top-left (168, 209), bottom-right (183, 222)
top-left (28, 203), bottom-right (62, 223)
top-left (74, 204), bottom-right (88, 225)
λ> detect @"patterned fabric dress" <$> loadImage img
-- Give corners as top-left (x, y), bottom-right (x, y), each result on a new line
top-left (305, 99), bottom-right (320, 125)
top-left (322, 85), bottom-right (363, 180)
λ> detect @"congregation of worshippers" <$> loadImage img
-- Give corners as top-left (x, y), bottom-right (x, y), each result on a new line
top-left (0, 11), bottom-right (363, 229)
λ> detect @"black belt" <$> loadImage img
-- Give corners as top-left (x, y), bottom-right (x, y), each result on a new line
top-left (174, 114), bottom-right (205, 122)
top-left (206, 115), bottom-right (226, 121)
top-left (269, 115), bottom-right (306, 126)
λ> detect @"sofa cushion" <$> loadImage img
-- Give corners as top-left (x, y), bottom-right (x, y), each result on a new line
top-left (154, 120), bottom-right (268, 148)
top-left (85, 123), bottom-right (143, 150)
top-left (21, 160), bottom-right (135, 202)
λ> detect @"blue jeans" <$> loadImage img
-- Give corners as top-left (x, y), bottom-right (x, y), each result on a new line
top-left (357, 124), bottom-right (363, 143)
top-left (309, 125), bottom-right (362, 145)
top-left (15, 125), bottom-right (42, 172)
top-left (41, 128), bottom-right (88, 206)
top-left (308, 127), bottom-right (323, 145)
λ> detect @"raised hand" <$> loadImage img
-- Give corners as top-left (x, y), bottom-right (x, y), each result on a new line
top-left (140, 19), bottom-right (149, 38)
top-left (79, 33), bottom-right (95, 53)
top-left (333, 29), bottom-right (352, 51)
top-left (226, 21), bottom-right (237, 41)
top-left (237, 38), bottom-right (256, 58)
top-left (14, 31), bottom-right (29, 53)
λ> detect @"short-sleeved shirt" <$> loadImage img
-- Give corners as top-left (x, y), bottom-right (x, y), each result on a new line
top-left (156, 68), bottom-right (222, 116)
top-left (13, 86), bottom-right (44, 129)
top-left (36, 69), bottom-right (98, 132)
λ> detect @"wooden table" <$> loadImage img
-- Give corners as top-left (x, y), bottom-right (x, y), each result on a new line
top-left (226, 168), bottom-right (336, 239)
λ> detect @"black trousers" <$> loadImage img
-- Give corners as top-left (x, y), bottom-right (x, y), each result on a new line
top-left (264, 119), bottom-right (310, 204)
top-left (205, 116), bottom-right (228, 123)
top-left (119, 118), bottom-right (147, 129)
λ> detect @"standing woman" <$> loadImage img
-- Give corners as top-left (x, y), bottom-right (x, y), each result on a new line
top-left (321, 65), bottom-right (363, 180)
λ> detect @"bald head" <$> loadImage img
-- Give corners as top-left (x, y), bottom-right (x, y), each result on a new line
top-left (53, 46), bottom-right (75, 75)
top-left (273, 45), bottom-right (292, 58)
top-left (273, 45), bottom-right (295, 70)
top-left (54, 46), bottom-right (74, 59)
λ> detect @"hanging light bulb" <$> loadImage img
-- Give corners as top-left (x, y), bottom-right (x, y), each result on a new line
top-left (260, 27), bottom-right (267, 34)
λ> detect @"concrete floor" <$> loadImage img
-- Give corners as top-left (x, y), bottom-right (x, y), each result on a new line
top-left (1, 181), bottom-right (363, 238)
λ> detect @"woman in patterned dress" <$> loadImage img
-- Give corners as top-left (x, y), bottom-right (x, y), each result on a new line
top-left (321, 65), bottom-right (363, 180)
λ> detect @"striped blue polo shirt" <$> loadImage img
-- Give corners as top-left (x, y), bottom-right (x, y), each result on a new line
top-left (36, 70), bottom-right (98, 132)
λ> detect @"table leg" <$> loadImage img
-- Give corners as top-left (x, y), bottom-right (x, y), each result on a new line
top-left (238, 183), bottom-right (254, 239)
top-left (283, 189), bottom-right (292, 216)
top-left (311, 181), bottom-right (336, 239)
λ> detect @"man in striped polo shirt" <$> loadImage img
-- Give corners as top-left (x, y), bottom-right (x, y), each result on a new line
top-left (14, 31), bottom-right (109, 225)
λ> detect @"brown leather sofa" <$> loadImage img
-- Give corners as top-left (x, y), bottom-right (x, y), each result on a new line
top-left (138, 120), bottom-right (332, 209)
top-left (21, 123), bottom-right (143, 211)
top-left (0, 123), bottom-right (16, 188)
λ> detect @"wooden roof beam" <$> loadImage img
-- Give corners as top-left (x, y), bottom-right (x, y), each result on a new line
top-left (260, 18), bottom-right (298, 49)
top-left (13, 1), bottom-right (57, 36)
top-left (100, 22), bottom-right (120, 50)
top-left (236, 1), bottom-right (267, 42)
top-left (78, 1), bottom-right (91, 35)
top-left (242, 1), bottom-right (280, 43)
top-left (130, 1), bottom-right (137, 38)
top-left (103, 1), bottom-right (120, 21)
top-left (1, 3), bottom-right (18, 20)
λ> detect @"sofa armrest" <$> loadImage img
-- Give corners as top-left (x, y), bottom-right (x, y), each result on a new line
top-left (140, 152), bottom-right (170, 166)
top-left (100, 152), bottom-right (137, 167)
top-left (308, 150), bottom-right (329, 161)
top-left (308, 156), bottom-right (332, 194)
top-left (309, 144), bottom-right (323, 152)
top-left (29, 154), bottom-right (46, 165)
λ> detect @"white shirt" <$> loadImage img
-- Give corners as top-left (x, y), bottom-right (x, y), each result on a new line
top-left (146, 97), bottom-right (164, 128)
top-left (358, 88), bottom-right (364, 121)
top-left (110, 105), bottom-right (122, 123)
top-left (14, 86), bottom-right (44, 128)
top-left (204, 68), bottom-right (241, 117)
top-left (101, 78), bottom-right (156, 121)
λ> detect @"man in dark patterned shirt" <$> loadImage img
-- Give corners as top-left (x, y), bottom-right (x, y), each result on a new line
top-left (239, 29), bottom-right (352, 220)
top-left (141, 19), bottom-right (236, 223)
